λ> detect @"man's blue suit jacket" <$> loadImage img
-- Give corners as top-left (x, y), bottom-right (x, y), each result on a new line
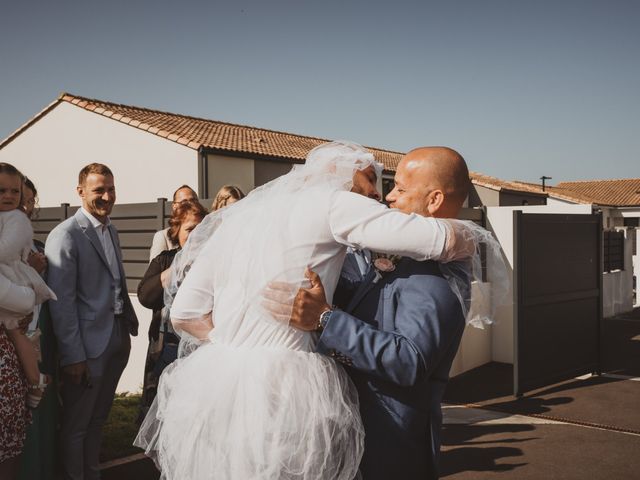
top-left (317, 256), bottom-right (466, 480)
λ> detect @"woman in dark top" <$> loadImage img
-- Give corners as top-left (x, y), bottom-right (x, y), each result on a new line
top-left (137, 200), bottom-right (208, 422)
top-left (18, 177), bottom-right (57, 480)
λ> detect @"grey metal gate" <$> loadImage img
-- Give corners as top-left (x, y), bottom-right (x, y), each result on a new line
top-left (513, 211), bottom-right (603, 396)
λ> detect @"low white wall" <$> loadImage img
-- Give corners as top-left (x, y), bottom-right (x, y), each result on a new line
top-left (450, 283), bottom-right (492, 377)
top-left (117, 295), bottom-right (152, 394)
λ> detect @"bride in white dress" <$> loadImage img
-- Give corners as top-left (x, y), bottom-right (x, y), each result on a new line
top-left (135, 141), bottom-right (477, 480)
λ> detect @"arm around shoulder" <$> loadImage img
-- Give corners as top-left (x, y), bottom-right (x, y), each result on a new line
top-left (328, 191), bottom-right (446, 262)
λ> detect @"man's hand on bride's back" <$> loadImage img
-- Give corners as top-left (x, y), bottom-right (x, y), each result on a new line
top-left (262, 267), bottom-right (330, 331)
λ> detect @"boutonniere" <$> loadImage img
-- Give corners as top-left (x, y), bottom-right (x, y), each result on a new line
top-left (372, 253), bottom-right (402, 274)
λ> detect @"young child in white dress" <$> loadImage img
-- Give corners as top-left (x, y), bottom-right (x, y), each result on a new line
top-left (0, 162), bottom-right (56, 404)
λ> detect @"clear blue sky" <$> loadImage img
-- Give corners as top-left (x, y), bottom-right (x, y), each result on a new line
top-left (1, 0), bottom-right (638, 183)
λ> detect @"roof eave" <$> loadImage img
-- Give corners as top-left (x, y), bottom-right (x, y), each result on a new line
top-left (0, 93), bottom-right (65, 150)
top-left (200, 146), bottom-right (305, 165)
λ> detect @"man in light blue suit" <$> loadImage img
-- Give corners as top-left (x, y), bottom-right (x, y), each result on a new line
top-left (46, 163), bottom-right (138, 480)
top-left (278, 147), bottom-right (471, 479)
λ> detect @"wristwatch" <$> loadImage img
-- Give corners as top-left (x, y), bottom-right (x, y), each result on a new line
top-left (317, 308), bottom-right (333, 332)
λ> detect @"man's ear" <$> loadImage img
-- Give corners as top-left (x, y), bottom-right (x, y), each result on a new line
top-left (426, 190), bottom-right (445, 216)
top-left (76, 185), bottom-right (84, 198)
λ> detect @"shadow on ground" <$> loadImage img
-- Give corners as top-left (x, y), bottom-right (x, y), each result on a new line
top-left (440, 424), bottom-right (534, 477)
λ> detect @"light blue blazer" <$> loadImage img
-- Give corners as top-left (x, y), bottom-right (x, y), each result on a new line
top-left (45, 209), bottom-right (138, 367)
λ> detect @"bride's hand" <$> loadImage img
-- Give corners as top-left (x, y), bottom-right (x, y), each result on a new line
top-left (172, 312), bottom-right (214, 341)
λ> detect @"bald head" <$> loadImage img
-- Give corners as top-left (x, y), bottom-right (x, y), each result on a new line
top-left (386, 146), bottom-right (470, 218)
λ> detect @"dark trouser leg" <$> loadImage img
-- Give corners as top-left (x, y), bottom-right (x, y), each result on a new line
top-left (83, 322), bottom-right (130, 480)
top-left (60, 375), bottom-right (102, 480)
top-left (60, 320), bottom-right (130, 480)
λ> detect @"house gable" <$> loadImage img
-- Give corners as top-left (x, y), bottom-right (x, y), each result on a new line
top-left (0, 101), bottom-right (196, 206)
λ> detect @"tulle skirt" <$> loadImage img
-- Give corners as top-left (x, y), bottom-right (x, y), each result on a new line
top-left (135, 341), bottom-right (364, 480)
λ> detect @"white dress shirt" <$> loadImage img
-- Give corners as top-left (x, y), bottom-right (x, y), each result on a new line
top-left (80, 208), bottom-right (124, 315)
top-left (350, 248), bottom-right (372, 276)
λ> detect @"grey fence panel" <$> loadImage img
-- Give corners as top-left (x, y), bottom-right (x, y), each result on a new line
top-left (32, 220), bottom-right (63, 234)
top-left (122, 262), bottom-right (151, 280)
top-left (108, 218), bottom-right (159, 232)
top-left (33, 205), bottom-right (69, 222)
top-left (33, 233), bottom-right (49, 244)
top-left (121, 248), bottom-right (152, 263)
top-left (34, 200), bottom-right (168, 293)
top-left (126, 278), bottom-right (141, 294)
top-left (117, 233), bottom-right (156, 249)
top-left (110, 202), bottom-right (160, 218)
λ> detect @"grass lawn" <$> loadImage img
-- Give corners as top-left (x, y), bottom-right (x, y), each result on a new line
top-left (101, 393), bottom-right (144, 462)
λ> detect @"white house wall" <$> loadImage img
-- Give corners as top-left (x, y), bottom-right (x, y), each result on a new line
top-left (619, 207), bottom-right (640, 218)
top-left (547, 197), bottom-right (580, 206)
top-left (118, 295), bottom-right (151, 393)
top-left (0, 102), bottom-right (197, 206)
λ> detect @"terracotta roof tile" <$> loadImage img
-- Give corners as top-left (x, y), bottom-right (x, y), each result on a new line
top-left (509, 182), bottom-right (594, 204)
top-left (555, 179), bottom-right (640, 207)
top-left (468, 172), bottom-right (548, 197)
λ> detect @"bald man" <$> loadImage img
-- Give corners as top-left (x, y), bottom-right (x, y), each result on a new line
top-left (283, 147), bottom-right (471, 479)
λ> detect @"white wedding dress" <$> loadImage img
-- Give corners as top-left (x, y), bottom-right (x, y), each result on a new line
top-left (135, 142), bottom-right (461, 480)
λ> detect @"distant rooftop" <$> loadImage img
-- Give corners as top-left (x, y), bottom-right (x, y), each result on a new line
top-left (508, 179), bottom-right (640, 207)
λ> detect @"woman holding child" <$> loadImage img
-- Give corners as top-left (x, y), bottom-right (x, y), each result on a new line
top-left (0, 163), bottom-right (56, 479)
